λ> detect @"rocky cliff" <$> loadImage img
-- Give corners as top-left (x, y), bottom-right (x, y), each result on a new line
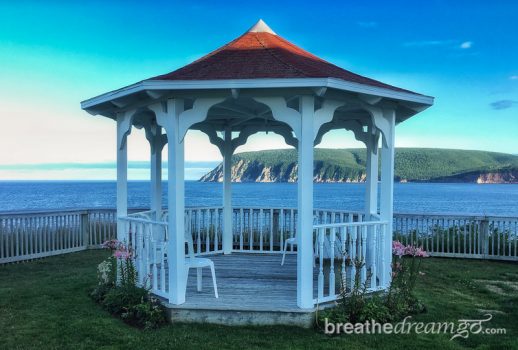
top-left (199, 148), bottom-right (518, 184)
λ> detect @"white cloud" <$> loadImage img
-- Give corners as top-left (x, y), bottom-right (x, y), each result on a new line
top-left (460, 41), bottom-right (473, 49)
top-left (403, 40), bottom-right (474, 50)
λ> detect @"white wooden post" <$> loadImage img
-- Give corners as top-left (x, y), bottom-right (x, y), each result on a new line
top-left (150, 126), bottom-right (163, 220)
top-left (153, 99), bottom-right (186, 305)
top-left (365, 129), bottom-right (378, 273)
top-left (81, 212), bottom-right (90, 248)
top-left (365, 131), bottom-right (379, 218)
top-left (297, 95), bottom-right (314, 309)
top-left (379, 109), bottom-right (395, 288)
top-left (116, 114), bottom-right (129, 243)
top-left (222, 126), bottom-right (233, 254)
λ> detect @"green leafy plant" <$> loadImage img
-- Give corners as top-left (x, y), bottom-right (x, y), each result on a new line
top-left (387, 241), bottom-right (428, 318)
top-left (339, 257), bottom-right (371, 323)
top-left (121, 296), bottom-right (167, 329)
top-left (102, 284), bottom-right (148, 315)
top-left (318, 241), bottom-right (429, 330)
top-left (90, 257), bottom-right (116, 302)
top-left (90, 239), bottom-right (167, 329)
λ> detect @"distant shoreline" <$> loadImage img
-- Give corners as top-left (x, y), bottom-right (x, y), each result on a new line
top-left (0, 180), bottom-right (517, 184)
top-left (200, 148), bottom-right (518, 184)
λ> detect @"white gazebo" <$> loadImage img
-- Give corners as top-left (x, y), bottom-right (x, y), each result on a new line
top-left (81, 20), bottom-right (433, 326)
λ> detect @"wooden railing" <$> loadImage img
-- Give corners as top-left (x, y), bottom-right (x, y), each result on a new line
top-left (0, 210), bottom-right (89, 264)
top-left (186, 207), bottom-right (224, 255)
top-left (229, 207), bottom-right (362, 253)
top-left (313, 220), bottom-right (389, 303)
top-left (87, 209), bottom-right (117, 246)
top-left (1, 208), bottom-right (517, 264)
top-left (393, 214), bottom-right (518, 261)
top-left (118, 215), bottom-right (170, 299)
top-left (156, 207), bottom-right (364, 254)
top-left (119, 208), bottom-right (367, 300)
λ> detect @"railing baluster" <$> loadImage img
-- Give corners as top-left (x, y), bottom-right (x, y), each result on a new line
top-left (0, 219), bottom-right (4, 260)
top-left (348, 215), bottom-right (356, 289)
top-left (8, 219), bottom-right (12, 258)
top-left (239, 208), bottom-right (245, 251)
top-left (370, 224), bottom-right (378, 289)
top-left (340, 226), bottom-right (346, 290)
top-left (462, 220), bottom-right (468, 254)
top-left (203, 209), bottom-right (209, 254)
top-left (317, 227), bottom-right (324, 300)
top-left (196, 210), bottom-right (201, 255)
top-left (329, 227), bottom-right (336, 298)
top-left (513, 220), bottom-right (518, 258)
top-left (214, 208), bottom-right (219, 252)
top-left (259, 209), bottom-right (263, 252)
top-left (360, 224), bottom-right (367, 284)
top-left (30, 217), bottom-right (38, 254)
top-left (16, 218), bottom-right (20, 257)
top-left (249, 209), bottom-right (253, 250)
top-left (379, 223), bottom-right (386, 287)
top-left (279, 209), bottom-right (284, 253)
top-left (497, 220), bottom-right (501, 256)
top-left (290, 209), bottom-right (295, 252)
top-left (270, 209), bottom-right (274, 252)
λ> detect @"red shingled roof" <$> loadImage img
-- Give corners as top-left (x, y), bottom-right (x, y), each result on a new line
top-left (148, 21), bottom-right (418, 95)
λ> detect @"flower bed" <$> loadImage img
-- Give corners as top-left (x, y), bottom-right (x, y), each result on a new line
top-left (318, 241), bottom-right (429, 328)
top-left (90, 240), bottom-right (166, 329)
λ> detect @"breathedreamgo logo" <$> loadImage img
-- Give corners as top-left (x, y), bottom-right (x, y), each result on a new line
top-left (323, 314), bottom-right (506, 340)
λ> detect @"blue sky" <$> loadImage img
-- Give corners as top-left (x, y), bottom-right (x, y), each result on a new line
top-left (0, 0), bottom-right (517, 180)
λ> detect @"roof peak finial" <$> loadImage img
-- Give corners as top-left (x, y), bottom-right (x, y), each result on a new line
top-left (247, 19), bottom-right (276, 35)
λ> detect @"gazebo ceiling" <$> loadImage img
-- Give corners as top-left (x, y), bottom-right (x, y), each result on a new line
top-left (81, 20), bottom-right (433, 121)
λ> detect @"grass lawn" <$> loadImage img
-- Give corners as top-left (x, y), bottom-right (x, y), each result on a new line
top-left (0, 250), bottom-right (517, 350)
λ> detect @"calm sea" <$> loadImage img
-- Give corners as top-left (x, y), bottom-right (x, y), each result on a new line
top-left (0, 181), bottom-right (517, 216)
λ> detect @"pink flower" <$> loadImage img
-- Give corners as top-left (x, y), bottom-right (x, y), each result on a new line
top-left (114, 249), bottom-right (132, 260)
top-left (404, 245), bottom-right (429, 258)
top-left (105, 240), bottom-right (134, 260)
top-left (392, 241), bottom-right (429, 258)
top-left (102, 239), bottom-right (122, 250)
top-left (392, 241), bottom-right (406, 257)
top-left (404, 245), bottom-right (415, 256)
top-left (414, 247), bottom-right (429, 258)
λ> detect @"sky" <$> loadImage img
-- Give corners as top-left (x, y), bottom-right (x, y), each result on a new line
top-left (0, 0), bottom-right (517, 180)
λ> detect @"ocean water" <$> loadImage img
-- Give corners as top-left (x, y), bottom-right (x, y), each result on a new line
top-left (0, 181), bottom-right (517, 216)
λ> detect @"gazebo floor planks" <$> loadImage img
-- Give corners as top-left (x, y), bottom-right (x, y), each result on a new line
top-left (162, 253), bottom-right (329, 326)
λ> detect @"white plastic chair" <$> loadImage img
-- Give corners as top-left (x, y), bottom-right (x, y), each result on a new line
top-left (281, 237), bottom-right (297, 266)
top-left (184, 230), bottom-right (218, 298)
top-left (281, 215), bottom-right (318, 266)
top-left (151, 214), bottom-right (218, 299)
top-left (281, 236), bottom-right (319, 267)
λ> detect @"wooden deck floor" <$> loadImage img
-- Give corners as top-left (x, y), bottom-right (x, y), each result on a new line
top-left (166, 253), bottom-right (314, 312)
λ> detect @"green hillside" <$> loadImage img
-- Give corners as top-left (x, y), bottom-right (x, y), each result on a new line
top-left (200, 148), bottom-right (518, 183)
